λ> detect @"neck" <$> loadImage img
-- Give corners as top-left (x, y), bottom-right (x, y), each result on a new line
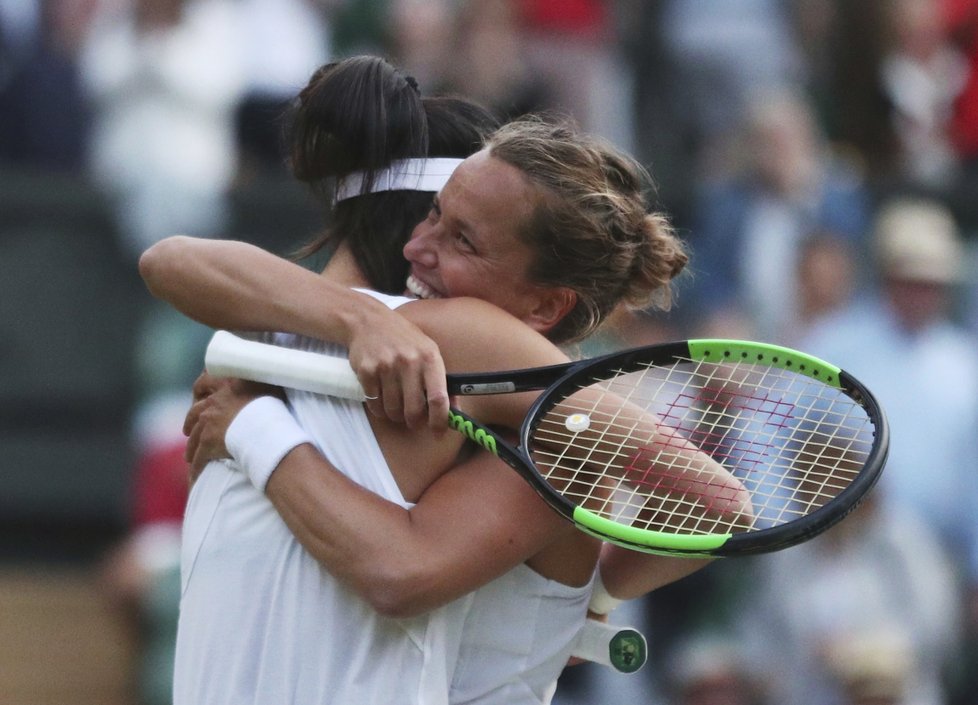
top-left (321, 247), bottom-right (371, 288)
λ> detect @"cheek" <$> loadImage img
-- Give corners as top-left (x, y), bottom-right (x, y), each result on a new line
top-left (441, 264), bottom-right (499, 301)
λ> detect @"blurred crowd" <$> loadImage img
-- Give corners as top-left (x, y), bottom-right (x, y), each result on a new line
top-left (3, 1), bottom-right (978, 704)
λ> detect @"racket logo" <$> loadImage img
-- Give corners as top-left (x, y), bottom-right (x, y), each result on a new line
top-left (448, 410), bottom-right (498, 455)
top-left (609, 629), bottom-right (647, 674)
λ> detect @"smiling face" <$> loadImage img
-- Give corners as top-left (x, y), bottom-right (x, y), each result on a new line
top-left (403, 149), bottom-right (574, 335)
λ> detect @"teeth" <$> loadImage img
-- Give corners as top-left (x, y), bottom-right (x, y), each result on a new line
top-left (406, 275), bottom-right (442, 299)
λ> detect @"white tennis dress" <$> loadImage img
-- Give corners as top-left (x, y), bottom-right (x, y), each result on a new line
top-left (174, 289), bottom-right (592, 705)
top-left (173, 290), bottom-right (469, 705)
top-left (451, 564), bottom-right (592, 704)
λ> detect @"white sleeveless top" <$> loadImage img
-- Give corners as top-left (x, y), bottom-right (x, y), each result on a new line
top-left (451, 565), bottom-right (592, 704)
top-left (174, 288), bottom-right (592, 705)
top-left (174, 290), bottom-right (469, 705)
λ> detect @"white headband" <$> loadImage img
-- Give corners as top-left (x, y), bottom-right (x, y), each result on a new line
top-left (335, 158), bottom-right (464, 202)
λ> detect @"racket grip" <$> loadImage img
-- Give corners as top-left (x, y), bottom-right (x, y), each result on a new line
top-left (571, 620), bottom-right (647, 674)
top-left (205, 331), bottom-right (367, 401)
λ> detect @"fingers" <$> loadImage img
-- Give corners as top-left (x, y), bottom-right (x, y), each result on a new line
top-left (184, 410), bottom-right (203, 465)
top-left (183, 385), bottom-right (252, 474)
top-left (183, 398), bottom-right (205, 437)
top-left (346, 318), bottom-right (447, 430)
top-left (379, 366), bottom-right (409, 427)
top-left (192, 371), bottom-right (221, 402)
top-left (422, 355), bottom-right (450, 430)
top-left (361, 353), bottom-right (448, 431)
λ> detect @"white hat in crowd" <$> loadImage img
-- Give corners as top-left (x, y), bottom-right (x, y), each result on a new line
top-left (874, 198), bottom-right (964, 284)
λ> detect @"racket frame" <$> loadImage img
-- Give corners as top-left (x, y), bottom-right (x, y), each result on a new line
top-left (477, 339), bottom-right (890, 557)
top-left (206, 332), bottom-right (889, 557)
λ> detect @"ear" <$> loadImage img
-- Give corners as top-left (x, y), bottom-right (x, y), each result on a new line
top-left (522, 287), bottom-right (578, 337)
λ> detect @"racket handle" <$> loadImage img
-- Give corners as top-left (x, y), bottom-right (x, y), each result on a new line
top-left (571, 620), bottom-right (647, 674)
top-left (205, 331), bottom-right (367, 401)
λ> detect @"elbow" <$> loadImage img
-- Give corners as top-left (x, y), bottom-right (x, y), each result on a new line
top-left (138, 235), bottom-right (190, 297)
top-left (365, 586), bottom-right (425, 620)
top-left (355, 562), bottom-right (443, 619)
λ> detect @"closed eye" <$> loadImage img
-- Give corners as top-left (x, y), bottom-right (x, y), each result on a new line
top-left (453, 231), bottom-right (475, 252)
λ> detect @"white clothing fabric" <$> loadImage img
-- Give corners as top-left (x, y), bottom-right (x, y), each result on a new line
top-left (174, 290), bottom-right (468, 705)
top-left (451, 564), bottom-right (591, 705)
top-left (175, 288), bottom-right (592, 704)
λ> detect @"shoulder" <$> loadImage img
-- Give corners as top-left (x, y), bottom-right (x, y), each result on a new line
top-left (399, 296), bottom-right (521, 325)
top-left (399, 297), bottom-right (569, 370)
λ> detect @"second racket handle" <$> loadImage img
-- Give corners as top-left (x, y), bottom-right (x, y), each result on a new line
top-left (571, 620), bottom-right (647, 674)
top-left (205, 331), bottom-right (367, 401)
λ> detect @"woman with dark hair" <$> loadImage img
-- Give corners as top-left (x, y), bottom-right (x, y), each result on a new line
top-left (142, 56), bottom-right (723, 705)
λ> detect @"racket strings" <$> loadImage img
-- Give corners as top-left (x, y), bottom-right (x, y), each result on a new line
top-left (529, 355), bottom-right (876, 537)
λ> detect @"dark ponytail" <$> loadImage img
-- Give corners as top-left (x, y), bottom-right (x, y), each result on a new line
top-left (287, 57), bottom-right (498, 294)
top-left (287, 56), bottom-right (429, 292)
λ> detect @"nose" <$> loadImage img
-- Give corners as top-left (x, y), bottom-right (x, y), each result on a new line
top-left (403, 221), bottom-right (438, 269)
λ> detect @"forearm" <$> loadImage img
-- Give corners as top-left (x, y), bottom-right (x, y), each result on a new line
top-left (264, 445), bottom-right (438, 617)
top-left (139, 235), bottom-right (384, 344)
top-left (263, 445), bottom-right (558, 618)
top-left (222, 393), bottom-right (561, 616)
top-left (594, 543), bottom-right (712, 605)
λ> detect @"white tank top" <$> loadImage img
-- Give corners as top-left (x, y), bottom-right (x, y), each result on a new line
top-left (175, 288), bottom-right (592, 705)
top-left (174, 290), bottom-right (470, 705)
top-left (451, 565), bottom-right (592, 704)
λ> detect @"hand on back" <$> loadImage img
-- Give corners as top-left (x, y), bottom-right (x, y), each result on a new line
top-left (183, 372), bottom-right (283, 482)
top-left (347, 305), bottom-right (450, 432)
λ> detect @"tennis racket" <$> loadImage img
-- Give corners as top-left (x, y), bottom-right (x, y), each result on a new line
top-left (206, 331), bottom-right (888, 558)
top-left (572, 620), bottom-right (647, 674)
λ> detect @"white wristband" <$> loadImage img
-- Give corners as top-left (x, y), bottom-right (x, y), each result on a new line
top-left (588, 568), bottom-right (624, 615)
top-left (225, 396), bottom-right (313, 491)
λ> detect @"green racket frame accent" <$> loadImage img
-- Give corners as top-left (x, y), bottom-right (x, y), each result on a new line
top-left (450, 338), bottom-right (886, 557)
top-left (572, 506), bottom-right (731, 553)
top-left (688, 339), bottom-right (844, 389)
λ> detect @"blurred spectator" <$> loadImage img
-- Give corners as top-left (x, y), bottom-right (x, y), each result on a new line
top-left (517, 0), bottom-right (635, 150)
top-left (734, 494), bottom-right (962, 705)
top-left (655, 0), bottom-right (809, 177)
top-left (681, 89), bottom-right (871, 342)
top-left (386, 0), bottom-right (455, 95)
top-left (330, 0), bottom-right (389, 57)
top-left (799, 197), bottom-right (978, 579)
top-left (823, 627), bottom-right (915, 705)
top-left (100, 392), bottom-right (189, 705)
top-left (665, 633), bottom-right (769, 705)
top-left (78, 0), bottom-right (246, 261)
top-left (948, 0), bottom-right (978, 164)
top-left (944, 0), bottom-right (978, 231)
top-left (0, 0), bottom-right (95, 170)
top-left (878, 0), bottom-right (969, 192)
top-left (439, 0), bottom-right (551, 123)
top-left (78, 0), bottom-right (247, 416)
top-left (784, 229), bottom-right (861, 345)
top-left (234, 0), bottom-right (333, 177)
top-left (798, 197), bottom-right (978, 705)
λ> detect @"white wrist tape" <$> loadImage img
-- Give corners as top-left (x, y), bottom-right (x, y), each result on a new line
top-left (225, 396), bottom-right (313, 491)
top-left (588, 568), bottom-right (624, 615)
